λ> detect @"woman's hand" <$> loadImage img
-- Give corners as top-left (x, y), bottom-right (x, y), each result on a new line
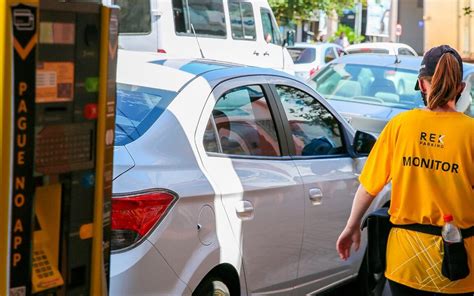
top-left (336, 225), bottom-right (361, 260)
top-left (336, 184), bottom-right (375, 260)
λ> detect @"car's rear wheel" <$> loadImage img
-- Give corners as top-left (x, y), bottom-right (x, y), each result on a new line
top-left (193, 278), bottom-right (231, 296)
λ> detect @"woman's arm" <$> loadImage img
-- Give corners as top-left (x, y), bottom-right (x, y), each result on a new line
top-left (336, 184), bottom-right (375, 260)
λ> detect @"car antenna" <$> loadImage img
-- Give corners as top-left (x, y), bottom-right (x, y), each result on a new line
top-left (394, 53), bottom-right (401, 64)
top-left (190, 24), bottom-right (205, 59)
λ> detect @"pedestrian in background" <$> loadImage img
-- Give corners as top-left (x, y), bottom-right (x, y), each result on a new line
top-left (335, 32), bottom-right (349, 48)
top-left (336, 45), bottom-right (474, 295)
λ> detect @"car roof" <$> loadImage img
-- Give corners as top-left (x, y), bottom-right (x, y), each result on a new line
top-left (347, 42), bottom-right (411, 50)
top-left (289, 42), bottom-right (340, 49)
top-left (331, 53), bottom-right (421, 70)
top-left (117, 50), bottom-right (297, 90)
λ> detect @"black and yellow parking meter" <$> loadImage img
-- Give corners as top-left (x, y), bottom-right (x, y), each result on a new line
top-left (0, 0), bottom-right (118, 294)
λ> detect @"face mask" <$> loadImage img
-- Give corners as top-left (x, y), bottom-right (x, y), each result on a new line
top-left (455, 92), bottom-right (461, 103)
top-left (421, 91), bottom-right (427, 106)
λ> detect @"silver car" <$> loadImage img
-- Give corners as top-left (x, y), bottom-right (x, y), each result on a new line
top-left (311, 54), bottom-right (474, 134)
top-left (110, 50), bottom-right (390, 295)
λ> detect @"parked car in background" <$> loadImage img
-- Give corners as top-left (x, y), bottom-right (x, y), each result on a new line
top-left (287, 42), bottom-right (346, 81)
top-left (310, 54), bottom-right (473, 134)
top-left (114, 0), bottom-right (295, 73)
top-left (110, 50), bottom-right (389, 296)
top-left (346, 42), bottom-right (418, 56)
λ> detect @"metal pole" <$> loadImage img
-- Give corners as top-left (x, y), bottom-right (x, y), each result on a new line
top-left (355, 0), bottom-right (363, 43)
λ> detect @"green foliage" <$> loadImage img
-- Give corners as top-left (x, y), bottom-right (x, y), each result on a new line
top-left (328, 24), bottom-right (365, 44)
top-left (269, 0), bottom-right (356, 22)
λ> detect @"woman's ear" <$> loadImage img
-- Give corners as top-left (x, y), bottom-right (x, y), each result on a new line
top-left (418, 78), bottom-right (427, 93)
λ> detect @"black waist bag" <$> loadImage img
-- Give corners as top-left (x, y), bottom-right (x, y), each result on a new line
top-left (393, 223), bottom-right (474, 281)
top-left (361, 207), bottom-right (391, 274)
top-left (442, 240), bottom-right (469, 281)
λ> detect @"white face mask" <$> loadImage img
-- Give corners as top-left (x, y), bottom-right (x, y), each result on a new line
top-left (456, 80), bottom-right (472, 112)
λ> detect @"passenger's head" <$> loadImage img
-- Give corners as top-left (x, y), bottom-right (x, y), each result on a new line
top-left (415, 45), bottom-right (465, 109)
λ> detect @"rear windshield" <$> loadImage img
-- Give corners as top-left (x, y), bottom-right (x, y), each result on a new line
top-left (287, 47), bottom-right (316, 64)
top-left (347, 48), bottom-right (390, 54)
top-left (115, 0), bottom-right (151, 34)
top-left (115, 84), bottom-right (178, 146)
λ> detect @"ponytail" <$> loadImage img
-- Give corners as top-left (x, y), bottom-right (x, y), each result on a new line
top-left (427, 53), bottom-right (462, 109)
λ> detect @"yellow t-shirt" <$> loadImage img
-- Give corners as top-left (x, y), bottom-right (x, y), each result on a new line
top-left (359, 109), bottom-right (474, 293)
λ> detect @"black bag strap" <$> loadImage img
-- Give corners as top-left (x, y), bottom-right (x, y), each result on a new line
top-left (393, 224), bottom-right (474, 238)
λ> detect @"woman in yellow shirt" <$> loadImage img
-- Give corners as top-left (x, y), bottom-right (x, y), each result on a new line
top-left (336, 45), bottom-right (474, 295)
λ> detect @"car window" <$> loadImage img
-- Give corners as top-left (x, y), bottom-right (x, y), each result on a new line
top-left (398, 48), bottom-right (415, 56)
top-left (324, 48), bottom-right (337, 63)
top-left (210, 85), bottom-right (281, 156)
top-left (313, 63), bottom-right (424, 109)
top-left (229, 1), bottom-right (256, 40)
top-left (287, 47), bottom-right (316, 64)
top-left (347, 48), bottom-right (390, 54)
top-left (276, 85), bottom-right (345, 156)
top-left (115, 84), bottom-right (178, 146)
top-left (203, 116), bottom-right (219, 153)
top-left (260, 8), bottom-right (282, 45)
top-left (115, 0), bottom-right (151, 34)
top-left (173, 0), bottom-right (226, 37)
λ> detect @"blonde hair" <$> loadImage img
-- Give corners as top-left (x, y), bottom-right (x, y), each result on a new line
top-left (424, 53), bottom-right (462, 109)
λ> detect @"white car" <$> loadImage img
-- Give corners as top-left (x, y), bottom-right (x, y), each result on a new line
top-left (115, 0), bottom-right (295, 73)
top-left (346, 42), bottom-right (418, 56)
top-left (110, 50), bottom-right (390, 295)
top-left (287, 42), bottom-right (346, 81)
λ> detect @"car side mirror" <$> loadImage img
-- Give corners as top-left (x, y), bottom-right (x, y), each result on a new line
top-left (353, 130), bottom-right (377, 155)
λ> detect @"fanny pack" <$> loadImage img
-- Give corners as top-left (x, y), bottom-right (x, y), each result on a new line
top-left (361, 207), bottom-right (474, 281)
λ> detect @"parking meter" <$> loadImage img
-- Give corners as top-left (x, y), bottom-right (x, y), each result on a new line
top-left (0, 0), bottom-right (118, 295)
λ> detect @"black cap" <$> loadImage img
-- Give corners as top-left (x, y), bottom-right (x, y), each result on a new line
top-left (414, 45), bottom-right (463, 90)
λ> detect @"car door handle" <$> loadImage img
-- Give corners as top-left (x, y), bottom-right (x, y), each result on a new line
top-left (253, 50), bottom-right (260, 56)
top-left (263, 51), bottom-right (270, 56)
top-left (235, 200), bottom-right (254, 220)
top-left (309, 188), bottom-right (323, 205)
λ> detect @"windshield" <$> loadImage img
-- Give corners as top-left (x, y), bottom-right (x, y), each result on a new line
top-left (313, 63), bottom-right (424, 109)
top-left (115, 83), bottom-right (178, 146)
top-left (287, 47), bottom-right (316, 64)
top-left (115, 0), bottom-right (151, 34)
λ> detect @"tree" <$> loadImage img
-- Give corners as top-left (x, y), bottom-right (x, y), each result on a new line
top-left (269, 0), bottom-right (360, 22)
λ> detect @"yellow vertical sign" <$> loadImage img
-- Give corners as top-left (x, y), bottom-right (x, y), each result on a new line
top-left (0, 1), bottom-right (10, 294)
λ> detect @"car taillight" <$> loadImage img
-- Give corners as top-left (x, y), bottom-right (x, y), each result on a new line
top-left (111, 190), bottom-right (177, 251)
top-left (157, 49), bottom-right (167, 53)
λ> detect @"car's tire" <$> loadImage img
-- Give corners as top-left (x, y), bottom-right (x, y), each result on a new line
top-left (356, 252), bottom-right (387, 296)
top-left (193, 278), bottom-right (231, 296)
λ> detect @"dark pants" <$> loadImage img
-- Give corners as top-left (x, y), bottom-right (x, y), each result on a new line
top-left (389, 280), bottom-right (473, 296)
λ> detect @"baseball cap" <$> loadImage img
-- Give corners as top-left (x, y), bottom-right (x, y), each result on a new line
top-left (414, 45), bottom-right (463, 90)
